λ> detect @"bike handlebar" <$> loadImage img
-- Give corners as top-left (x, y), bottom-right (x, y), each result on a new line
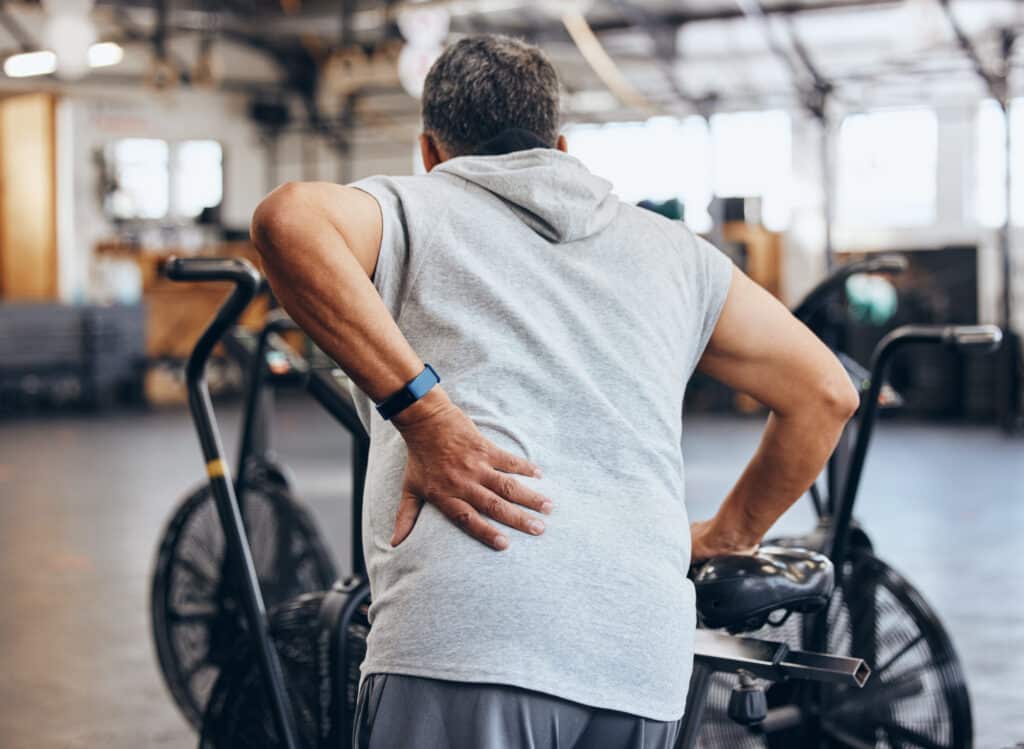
top-left (875, 324), bottom-right (1003, 353)
top-left (793, 254), bottom-right (908, 323)
top-left (164, 257), bottom-right (261, 389)
top-left (164, 256), bottom-right (262, 286)
top-left (828, 323), bottom-right (1003, 569)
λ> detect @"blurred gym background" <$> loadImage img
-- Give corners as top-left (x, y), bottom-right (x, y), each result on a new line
top-left (0, 1), bottom-right (1022, 747)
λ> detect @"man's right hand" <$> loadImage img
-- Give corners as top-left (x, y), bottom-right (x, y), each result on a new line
top-left (694, 266), bottom-right (859, 554)
top-left (391, 388), bottom-right (553, 551)
top-left (689, 517), bottom-right (759, 564)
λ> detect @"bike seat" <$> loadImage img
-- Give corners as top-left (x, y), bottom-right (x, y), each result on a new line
top-left (691, 547), bottom-right (834, 633)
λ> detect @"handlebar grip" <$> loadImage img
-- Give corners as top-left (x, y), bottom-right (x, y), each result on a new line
top-left (877, 324), bottom-right (1003, 355)
top-left (164, 256), bottom-right (262, 286)
top-left (943, 324), bottom-right (1003, 352)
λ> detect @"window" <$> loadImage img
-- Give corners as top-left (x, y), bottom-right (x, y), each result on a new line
top-left (174, 140), bottom-right (223, 219)
top-left (106, 138), bottom-right (169, 220)
top-left (709, 110), bottom-right (792, 231)
top-left (565, 116), bottom-right (713, 232)
top-left (105, 138), bottom-right (223, 221)
top-left (974, 99), bottom-right (1024, 228)
top-left (836, 108), bottom-right (938, 228)
top-left (566, 111), bottom-right (793, 232)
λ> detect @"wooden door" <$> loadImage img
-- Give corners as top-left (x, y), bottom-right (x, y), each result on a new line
top-left (0, 93), bottom-right (58, 300)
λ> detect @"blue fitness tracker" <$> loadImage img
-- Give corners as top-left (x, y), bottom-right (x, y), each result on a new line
top-left (376, 364), bottom-right (441, 420)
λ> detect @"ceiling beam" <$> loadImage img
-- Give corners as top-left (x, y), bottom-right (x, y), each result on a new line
top-left (584, 0), bottom-right (905, 35)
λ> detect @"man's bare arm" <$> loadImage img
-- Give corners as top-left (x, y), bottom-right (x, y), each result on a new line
top-left (691, 267), bottom-right (860, 560)
top-left (251, 181), bottom-right (552, 550)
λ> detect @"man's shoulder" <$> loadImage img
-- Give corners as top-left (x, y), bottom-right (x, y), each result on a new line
top-left (615, 201), bottom-right (702, 248)
top-left (353, 171), bottom-right (462, 197)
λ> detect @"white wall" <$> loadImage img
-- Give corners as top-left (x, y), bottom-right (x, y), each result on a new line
top-left (54, 87), bottom-right (266, 300)
top-left (820, 100), bottom-right (1019, 331)
top-left (48, 80), bottom-right (419, 301)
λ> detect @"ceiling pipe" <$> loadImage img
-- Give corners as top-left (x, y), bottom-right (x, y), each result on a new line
top-left (583, 0), bottom-right (904, 36)
top-left (937, 0), bottom-right (1006, 101)
top-left (608, 0), bottom-right (718, 116)
top-left (560, 9), bottom-right (656, 117)
top-left (0, 3), bottom-right (37, 52)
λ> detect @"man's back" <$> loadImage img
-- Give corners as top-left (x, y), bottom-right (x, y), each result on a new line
top-left (251, 33), bottom-right (857, 748)
top-left (349, 147), bottom-right (733, 719)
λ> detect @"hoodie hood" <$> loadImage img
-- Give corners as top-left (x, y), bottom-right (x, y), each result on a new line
top-left (433, 148), bottom-right (618, 243)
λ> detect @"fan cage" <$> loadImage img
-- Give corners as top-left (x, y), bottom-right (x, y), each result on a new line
top-left (697, 551), bottom-right (971, 748)
top-left (151, 480), bottom-right (338, 728)
top-left (200, 590), bottom-right (370, 749)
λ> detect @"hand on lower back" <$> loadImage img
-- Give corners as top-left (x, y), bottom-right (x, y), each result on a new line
top-left (392, 394), bottom-right (553, 550)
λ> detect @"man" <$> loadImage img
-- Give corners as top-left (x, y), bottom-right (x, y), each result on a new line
top-left (251, 35), bottom-right (858, 749)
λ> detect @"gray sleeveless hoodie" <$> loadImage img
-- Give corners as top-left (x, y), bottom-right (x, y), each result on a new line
top-left (350, 147), bottom-right (733, 720)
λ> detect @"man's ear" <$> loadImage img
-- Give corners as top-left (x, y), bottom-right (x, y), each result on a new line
top-left (419, 133), bottom-right (444, 172)
top-left (556, 134), bottom-right (568, 153)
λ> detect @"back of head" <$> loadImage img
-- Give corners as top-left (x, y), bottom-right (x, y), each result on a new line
top-left (422, 35), bottom-right (561, 157)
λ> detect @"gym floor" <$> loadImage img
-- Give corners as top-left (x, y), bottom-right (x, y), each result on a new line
top-left (1, 397), bottom-right (1021, 748)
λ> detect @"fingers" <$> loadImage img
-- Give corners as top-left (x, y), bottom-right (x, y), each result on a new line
top-left (482, 470), bottom-right (553, 514)
top-left (488, 446), bottom-right (542, 478)
top-left (390, 491), bottom-right (423, 547)
top-left (434, 496), bottom-right (510, 551)
top-left (463, 485), bottom-right (546, 537)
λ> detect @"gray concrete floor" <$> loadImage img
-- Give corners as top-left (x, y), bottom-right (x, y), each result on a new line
top-left (1, 398), bottom-right (1022, 748)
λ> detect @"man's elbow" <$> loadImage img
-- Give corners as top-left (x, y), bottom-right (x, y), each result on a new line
top-left (818, 370), bottom-right (860, 426)
top-left (250, 181), bottom-right (311, 260)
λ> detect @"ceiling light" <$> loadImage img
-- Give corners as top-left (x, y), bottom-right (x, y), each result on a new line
top-left (89, 42), bottom-right (123, 68)
top-left (4, 50), bottom-right (58, 78)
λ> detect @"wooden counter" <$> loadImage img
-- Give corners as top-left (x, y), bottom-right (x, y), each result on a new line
top-left (95, 241), bottom-right (269, 360)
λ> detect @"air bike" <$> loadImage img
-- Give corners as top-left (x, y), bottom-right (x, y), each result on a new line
top-left (698, 255), bottom-right (1002, 748)
top-left (153, 256), bottom-right (879, 748)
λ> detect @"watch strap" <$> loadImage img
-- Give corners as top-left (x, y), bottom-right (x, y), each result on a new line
top-left (376, 364), bottom-right (440, 420)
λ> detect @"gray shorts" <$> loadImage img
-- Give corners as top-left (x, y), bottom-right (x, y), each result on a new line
top-left (353, 673), bottom-right (682, 749)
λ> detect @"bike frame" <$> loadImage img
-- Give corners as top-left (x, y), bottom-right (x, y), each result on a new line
top-left (794, 319), bottom-right (1003, 671)
top-left (229, 304), bottom-right (371, 577)
top-left (165, 258), bottom-right (303, 749)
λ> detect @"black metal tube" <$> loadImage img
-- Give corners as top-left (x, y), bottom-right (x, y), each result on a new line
top-left (692, 629), bottom-right (869, 686)
top-left (235, 330), bottom-right (271, 491)
top-left (306, 369), bottom-right (368, 440)
top-left (303, 368), bottom-right (370, 577)
top-left (827, 324), bottom-right (1001, 571)
top-left (825, 329), bottom-right (910, 573)
top-left (235, 310), bottom-right (300, 486)
top-left (350, 437), bottom-right (369, 578)
top-left (169, 258), bottom-right (303, 749)
top-left (335, 580), bottom-right (371, 739)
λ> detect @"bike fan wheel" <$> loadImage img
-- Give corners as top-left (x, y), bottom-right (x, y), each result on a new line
top-left (199, 590), bottom-right (371, 749)
top-left (151, 480), bottom-right (337, 729)
top-left (697, 549), bottom-right (973, 748)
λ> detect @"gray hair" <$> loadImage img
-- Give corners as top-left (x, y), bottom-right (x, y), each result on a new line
top-left (421, 35), bottom-right (561, 156)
